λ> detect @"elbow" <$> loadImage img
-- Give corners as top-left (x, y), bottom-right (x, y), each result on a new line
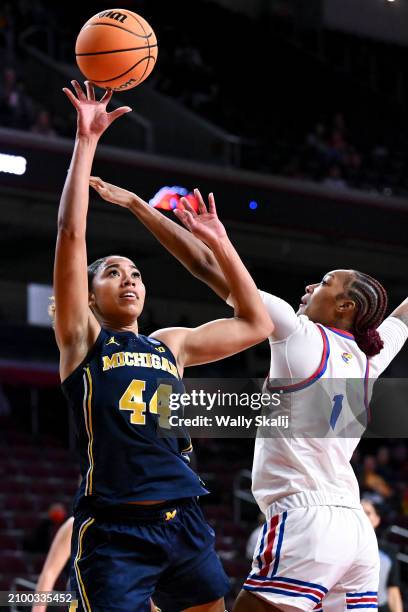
top-left (242, 315), bottom-right (274, 344)
top-left (255, 311), bottom-right (275, 340)
top-left (257, 317), bottom-right (275, 341)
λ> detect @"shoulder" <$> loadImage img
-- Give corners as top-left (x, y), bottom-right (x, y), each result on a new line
top-left (149, 327), bottom-right (190, 360)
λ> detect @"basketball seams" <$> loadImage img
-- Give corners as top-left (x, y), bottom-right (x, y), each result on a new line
top-left (119, 11), bottom-right (153, 90)
top-left (91, 55), bottom-right (156, 85)
top-left (120, 9), bottom-right (150, 35)
top-left (76, 44), bottom-right (157, 57)
top-left (83, 21), bottom-right (154, 40)
top-left (118, 8), bottom-right (154, 83)
top-left (76, 11), bottom-right (157, 91)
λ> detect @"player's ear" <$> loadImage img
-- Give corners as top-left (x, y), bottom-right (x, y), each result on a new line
top-left (337, 298), bottom-right (355, 313)
top-left (88, 291), bottom-right (96, 308)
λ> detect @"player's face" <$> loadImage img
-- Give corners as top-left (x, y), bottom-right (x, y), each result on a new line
top-left (297, 269), bottom-right (355, 325)
top-left (361, 500), bottom-right (381, 529)
top-left (89, 256), bottom-right (146, 323)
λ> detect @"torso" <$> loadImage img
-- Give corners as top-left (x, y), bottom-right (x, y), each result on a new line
top-left (62, 328), bottom-right (207, 510)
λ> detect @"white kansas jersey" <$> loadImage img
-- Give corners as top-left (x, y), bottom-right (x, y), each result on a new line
top-left (252, 291), bottom-right (408, 513)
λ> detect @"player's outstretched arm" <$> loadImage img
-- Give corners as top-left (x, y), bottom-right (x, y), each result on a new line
top-left (390, 297), bottom-right (408, 327)
top-left (54, 82), bottom-right (131, 378)
top-left (31, 517), bottom-right (74, 612)
top-left (89, 178), bottom-right (230, 299)
top-left (150, 193), bottom-right (274, 369)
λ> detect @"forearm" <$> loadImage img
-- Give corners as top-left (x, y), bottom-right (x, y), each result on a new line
top-left (388, 587), bottom-right (403, 612)
top-left (58, 136), bottom-right (98, 232)
top-left (127, 195), bottom-right (229, 298)
top-left (390, 298), bottom-right (408, 327)
top-left (35, 569), bottom-right (59, 593)
top-left (211, 235), bottom-right (272, 328)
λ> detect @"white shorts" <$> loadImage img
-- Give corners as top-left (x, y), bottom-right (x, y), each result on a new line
top-left (244, 495), bottom-right (379, 611)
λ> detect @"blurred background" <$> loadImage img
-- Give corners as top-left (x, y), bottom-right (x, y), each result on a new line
top-left (1, 0), bottom-right (408, 609)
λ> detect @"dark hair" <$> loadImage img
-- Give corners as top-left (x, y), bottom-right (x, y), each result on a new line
top-left (87, 257), bottom-right (109, 289)
top-left (346, 271), bottom-right (388, 357)
top-left (87, 255), bottom-right (131, 289)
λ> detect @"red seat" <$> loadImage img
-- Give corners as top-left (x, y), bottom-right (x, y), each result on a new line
top-left (0, 552), bottom-right (29, 574)
top-left (13, 514), bottom-right (42, 530)
top-left (4, 494), bottom-right (35, 511)
top-left (2, 479), bottom-right (30, 494)
top-left (0, 515), bottom-right (9, 529)
top-left (0, 533), bottom-right (19, 550)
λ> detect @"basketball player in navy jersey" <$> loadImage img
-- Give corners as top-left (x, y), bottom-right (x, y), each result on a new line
top-left (56, 80), bottom-right (273, 612)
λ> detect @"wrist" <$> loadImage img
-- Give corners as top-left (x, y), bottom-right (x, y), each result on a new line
top-left (209, 234), bottom-right (230, 254)
top-left (75, 133), bottom-right (99, 147)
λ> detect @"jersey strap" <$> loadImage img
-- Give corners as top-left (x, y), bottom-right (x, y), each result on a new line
top-left (265, 324), bottom-right (330, 394)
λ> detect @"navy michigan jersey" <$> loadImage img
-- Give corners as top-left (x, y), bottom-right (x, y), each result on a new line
top-left (62, 328), bottom-right (208, 509)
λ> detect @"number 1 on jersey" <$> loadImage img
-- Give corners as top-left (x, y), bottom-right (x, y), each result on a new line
top-left (330, 394), bottom-right (344, 430)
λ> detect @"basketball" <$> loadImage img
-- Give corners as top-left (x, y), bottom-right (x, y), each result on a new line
top-left (75, 9), bottom-right (158, 92)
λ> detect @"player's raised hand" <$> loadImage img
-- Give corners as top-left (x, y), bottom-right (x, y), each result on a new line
top-left (62, 80), bottom-right (132, 139)
top-left (175, 189), bottom-right (227, 246)
top-left (89, 176), bottom-right (134, 208)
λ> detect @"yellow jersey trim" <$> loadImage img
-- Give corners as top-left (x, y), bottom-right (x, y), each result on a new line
top-left (74, 517), bottom-right (95, 611)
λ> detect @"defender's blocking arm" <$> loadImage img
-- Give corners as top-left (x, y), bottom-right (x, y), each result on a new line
top-left (89, 178), bottom-right (229, 299)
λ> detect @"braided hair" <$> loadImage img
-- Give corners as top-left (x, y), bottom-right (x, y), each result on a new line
top-left (346, 271), bottom-right (388, 357)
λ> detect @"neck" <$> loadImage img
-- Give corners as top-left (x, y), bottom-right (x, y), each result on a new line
top-left (99, 318), bottom-right (139, 335)
top-left (328, 322), bottom-right (353, 332)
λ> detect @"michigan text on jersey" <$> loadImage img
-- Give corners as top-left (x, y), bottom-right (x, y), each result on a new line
top-left (102, 351), bottom-right (178, 378)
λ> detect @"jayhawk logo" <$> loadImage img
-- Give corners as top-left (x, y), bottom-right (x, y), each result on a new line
top-left (342, 352), bottom-right (353, 364)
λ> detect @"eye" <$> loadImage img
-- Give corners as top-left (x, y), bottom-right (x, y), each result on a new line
top-left (132, 271), bottom-right (141, 278)
top-left (109, 269), bottom-right (119, 276)
top-left (321, 279), bottom-right (328, 286)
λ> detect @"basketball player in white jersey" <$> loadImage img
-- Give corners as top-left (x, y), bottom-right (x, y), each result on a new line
top-left (89, 180), bottom-right (408, 611)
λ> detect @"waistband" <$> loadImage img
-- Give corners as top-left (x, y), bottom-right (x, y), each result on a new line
top-left (79, 497), bottom-right (194, 524)
top-left (265, 491), bottom-right (361, 519)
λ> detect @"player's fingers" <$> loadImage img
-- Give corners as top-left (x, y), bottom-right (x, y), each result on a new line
top-left (62, 88), bottom-right (80, 108)
top-left (194, 188), bottom-right (207, 214)
top-left (174, 208), bottom-right (193, 232)
top-left (108, 106), bottom-right (132, 123)
top-left (71, 80), bottom-right (86, 100)
top-left (89, 176), bottom-right (106, 189)
top-left (179, 197), bottom-right (195, 215)
top-left (208, 192), bottom-right (217, 216)
top-left (100, 88), bottom-right (113, 105)
top-left (85, 80), bottom-right (95, 100)
top-left (182, 198), bottom-right (198, 217)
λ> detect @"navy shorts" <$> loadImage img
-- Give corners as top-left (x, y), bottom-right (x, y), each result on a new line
top-left (70, 497), bottom-right (230, 611)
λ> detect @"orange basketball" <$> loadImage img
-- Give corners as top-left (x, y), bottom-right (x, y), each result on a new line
top-left (75, 9), bottom-right (158, 92)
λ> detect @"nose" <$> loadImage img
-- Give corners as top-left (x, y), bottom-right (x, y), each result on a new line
top-left (305, 283), bottom-right (318, 293)
top-left (122, 275), bottom-right (135, 286)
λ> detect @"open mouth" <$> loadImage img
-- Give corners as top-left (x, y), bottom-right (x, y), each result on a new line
top-left (299, 295), bottom-right (309, 309)
top-left (119, 292), bottom-right (138, 301)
